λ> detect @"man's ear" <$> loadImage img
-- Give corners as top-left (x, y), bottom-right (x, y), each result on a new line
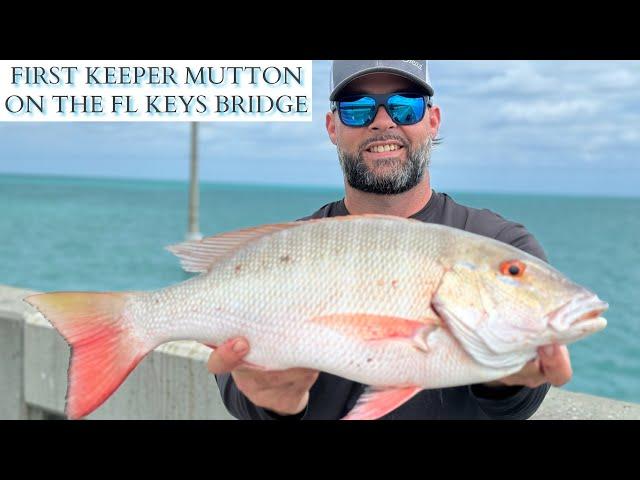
top-left (428, 105), bottom-right (441, 138)
top-left (326, 111), bottom-right (338, 146)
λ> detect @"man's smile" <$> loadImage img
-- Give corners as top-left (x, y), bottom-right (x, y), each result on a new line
top-left (362, 141), bottom-right (406, 160)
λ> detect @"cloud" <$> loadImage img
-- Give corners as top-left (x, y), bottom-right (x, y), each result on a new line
top-left (467, 62), bottom-right (556, 95)
top-left (594, 68), bottom-right (638, 89)
top-left (498, 99), bottom-right (602, 123)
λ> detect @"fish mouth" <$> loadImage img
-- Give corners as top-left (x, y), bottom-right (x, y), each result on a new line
top-left (547, 293), bottom-right (609, 333)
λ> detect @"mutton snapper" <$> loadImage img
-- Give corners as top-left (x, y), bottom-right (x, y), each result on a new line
top-left (24, 214), bottom-right (608, 420)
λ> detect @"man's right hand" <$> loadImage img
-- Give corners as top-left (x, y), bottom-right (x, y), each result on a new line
top-left (207, 337), bottom-right (319, 416)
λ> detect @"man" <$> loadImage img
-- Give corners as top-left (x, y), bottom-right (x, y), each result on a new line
top-left (210, 60), bottom-right (572, 420)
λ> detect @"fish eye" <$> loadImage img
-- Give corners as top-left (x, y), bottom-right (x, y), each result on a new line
top-left (500, 260), bottom-right (526, 277)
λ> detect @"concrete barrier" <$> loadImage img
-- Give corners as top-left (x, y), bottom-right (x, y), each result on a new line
top-left (530, 387), bottom-right (640, 420)
top-left (0, 285), bottom-right (30, 419)
top-left (2, 284), bottom-right (639, 420)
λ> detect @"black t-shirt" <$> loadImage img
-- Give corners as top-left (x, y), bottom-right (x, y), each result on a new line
top-left (216, 190), bottom-right (551, 420)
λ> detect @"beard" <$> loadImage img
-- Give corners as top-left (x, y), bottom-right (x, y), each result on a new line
top-left (337, 135), bottom-right (432, 195)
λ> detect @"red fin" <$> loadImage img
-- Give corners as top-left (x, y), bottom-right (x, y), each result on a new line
top-left (311, 313), bottom-right (438, 349)
top-left (342, 386), bottom-right (423, 420)
top-left (24, 292), bottom-right (150, 420)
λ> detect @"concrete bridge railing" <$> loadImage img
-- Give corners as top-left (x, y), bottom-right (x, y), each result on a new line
top-left (1, 284), bottom-right (639, 420)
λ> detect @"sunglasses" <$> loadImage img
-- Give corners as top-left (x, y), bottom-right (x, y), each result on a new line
top-left (331, 92), bottom-right (432, 127)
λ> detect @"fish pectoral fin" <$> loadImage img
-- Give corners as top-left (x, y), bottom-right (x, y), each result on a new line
top-left (311, 313), bottom-right (439, 351)
top-left (165, 221), bottom-right (306, 273)
top-left (342, 386), bottom-right (423, 420)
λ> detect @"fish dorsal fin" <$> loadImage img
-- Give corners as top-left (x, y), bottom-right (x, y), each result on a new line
top-left (166, 214), bottom-right (407, 273)
top-left (166, 221), bottom-right (304, 273)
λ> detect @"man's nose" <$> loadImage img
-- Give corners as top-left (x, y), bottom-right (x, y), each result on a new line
top-left (368, 106), bottom-right (397, 131)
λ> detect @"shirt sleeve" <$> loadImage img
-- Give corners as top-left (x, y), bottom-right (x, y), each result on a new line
top-left (470, 383), bottom-right (551, 419)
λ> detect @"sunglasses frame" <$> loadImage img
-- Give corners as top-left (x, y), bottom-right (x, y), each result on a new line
top-left (331, 91), bottom-right (433, 127)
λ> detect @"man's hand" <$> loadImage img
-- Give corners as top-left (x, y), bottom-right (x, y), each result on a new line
top-left (208, 337), bottom-right (319, 416)
top-left (486, 344), bottom-right (573, 389)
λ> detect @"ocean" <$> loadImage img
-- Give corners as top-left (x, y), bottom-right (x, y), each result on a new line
top-left (1, 174), bottom-right (638, 404)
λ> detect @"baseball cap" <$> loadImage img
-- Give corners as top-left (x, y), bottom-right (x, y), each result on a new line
top-left (329, 60), bottom-right (435, 101)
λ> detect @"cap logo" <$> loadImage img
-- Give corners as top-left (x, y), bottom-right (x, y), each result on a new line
top-left (402, 60), bottom-right (423, 70)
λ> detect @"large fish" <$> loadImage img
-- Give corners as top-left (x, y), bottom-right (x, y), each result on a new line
top-left (24, 214), bottom-right (608, 420)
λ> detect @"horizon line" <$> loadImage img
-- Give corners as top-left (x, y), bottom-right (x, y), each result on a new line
top-left (1, 171), bottom-right (639, 200)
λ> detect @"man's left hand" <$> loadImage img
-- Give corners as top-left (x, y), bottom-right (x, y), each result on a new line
top-left (485, 344), bottom-right (573, 389)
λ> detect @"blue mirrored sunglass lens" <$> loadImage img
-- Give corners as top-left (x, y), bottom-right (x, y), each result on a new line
top-left (338, 96), bottom-right (376, 126)
top-left (387, 95), bottom-right (425, 125)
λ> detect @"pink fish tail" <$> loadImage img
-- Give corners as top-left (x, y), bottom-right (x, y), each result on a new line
top-left (24, 291), bottom-right (151, 420)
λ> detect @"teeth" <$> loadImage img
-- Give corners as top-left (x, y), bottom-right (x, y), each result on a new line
top-left (369, 144), bottom-right (399, 153)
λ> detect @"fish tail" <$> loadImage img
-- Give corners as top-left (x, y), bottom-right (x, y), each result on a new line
top-left (24, 291), bottom-right (151, 420)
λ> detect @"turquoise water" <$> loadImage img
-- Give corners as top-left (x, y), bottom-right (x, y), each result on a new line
top-left (1, 174), bottom-right (638, 404)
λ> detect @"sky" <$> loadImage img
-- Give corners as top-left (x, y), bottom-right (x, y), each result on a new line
top-left (1, 60), bottom-right (639, 196)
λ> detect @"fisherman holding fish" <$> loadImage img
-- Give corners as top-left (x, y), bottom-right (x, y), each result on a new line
top-left (210, 60), bottom-right (577, 420)
top-left (27, 60), bottom-right (607, 421)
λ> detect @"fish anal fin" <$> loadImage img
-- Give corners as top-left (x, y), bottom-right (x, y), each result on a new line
top-left (342, 386), bottom-right (423, 420)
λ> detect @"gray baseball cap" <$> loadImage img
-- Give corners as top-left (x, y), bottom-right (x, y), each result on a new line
top-left (329, 60), bottom-right (435, 100)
